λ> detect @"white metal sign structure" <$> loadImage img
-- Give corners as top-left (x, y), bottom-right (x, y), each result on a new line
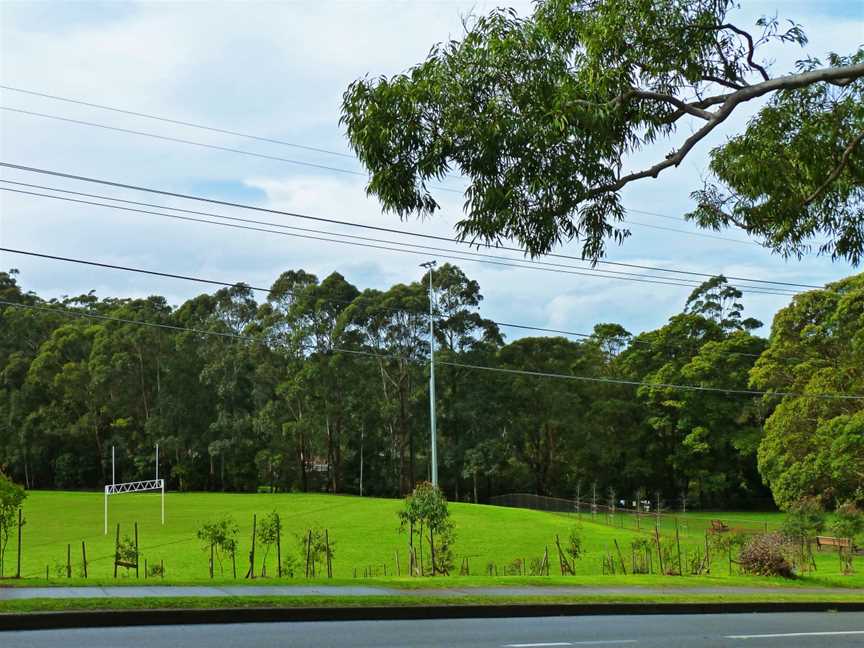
top-left (104, 445), bottom-right (165, 534)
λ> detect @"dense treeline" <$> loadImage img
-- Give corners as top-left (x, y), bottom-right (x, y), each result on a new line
top-left (1, 266), bottom-right (861, 510)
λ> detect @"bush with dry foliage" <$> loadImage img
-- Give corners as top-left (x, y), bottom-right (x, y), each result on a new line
top-left (738, 532), bottom-right (795, 579)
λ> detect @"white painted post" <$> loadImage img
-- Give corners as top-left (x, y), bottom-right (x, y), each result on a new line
top-left (161, 480), bottom-right (165, 526)
top-left (112, 446), bottom-right (115, 486)
top-left (104, 487), bottom-right (108, 535)
top-left (156, 444), bottom-right (159, 481)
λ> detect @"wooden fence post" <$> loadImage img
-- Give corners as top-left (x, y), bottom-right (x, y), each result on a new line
top-left (276, 514), bottom-right (282, 578)
top-left (305, 529), bottom-right (312, 578)
top-left (82, 541), bottom-right (87, 578)
top-left (613, 539), bottom-right (627, 575)
top-left (246, 514), bottom-right (257, 579)
top-left (654, 525), bottom-right (665, 575)
top-left (325, 529), bottom-right (332, 578)
top-left (134, 522), bottom-right (139, 579)
top-left (114, 523), bottom-right (120, 578)
top-left (16, 508), bottom-right (23, 579)
top-left (66, 543), bottom-right (71, 578)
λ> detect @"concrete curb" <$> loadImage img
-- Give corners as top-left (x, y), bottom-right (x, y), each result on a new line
top-left (2, 602), bottom-right (864, 631)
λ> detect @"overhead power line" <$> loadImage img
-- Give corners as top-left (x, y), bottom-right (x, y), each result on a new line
top-left (0, 162), bottom-right (821, 290)
top-left (0, 247), bottom-right (776, 359)
top-left (0, 187), bottom-right (710, 291)
top-left (0, 247), bottom-right (415, 318)
top-left (1, 186), bottom-right (796, 295)
top-left (490, 321), bottom-right (766, 359)
top-left (0, 106), bottom-right (472, 192)
top-left (2, 299), bottom-right (859, 400)
top-left (0, 298), bottom-right (403, 361)
top-left (0, 181), bottom-right (796, 295)
top-left (436, 359), bottom-right (861, 400)
top-left (0, 85), bottom-right (758, 236)
top-left (0, 84), bottom-right (357, 159)
top-left (1, 106), bottom-right (762, 246)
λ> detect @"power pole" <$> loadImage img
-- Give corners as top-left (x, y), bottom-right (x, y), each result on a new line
top-left (420, 260), bottom-right (438, 487)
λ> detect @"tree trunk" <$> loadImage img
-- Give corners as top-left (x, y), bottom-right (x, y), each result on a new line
top-left (95, 425), bottom-right (106, 483)
top-left (473, 471), bottom-right (478, 504)
top-left (136, 347), bottom-right (150, 422)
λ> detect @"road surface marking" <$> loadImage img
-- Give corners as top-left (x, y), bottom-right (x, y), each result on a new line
top-left (726, 630), bottom-right (864, 639)
top-left (504, 643), bottom-right (572, 647)
top-left (504, 641), bottom-right (638, 647)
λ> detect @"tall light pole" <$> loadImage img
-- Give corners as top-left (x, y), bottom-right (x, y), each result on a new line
top-left (420, 260), bottom-right (438, 487)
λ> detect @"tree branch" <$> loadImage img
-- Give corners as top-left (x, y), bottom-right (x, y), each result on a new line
top-left (587, 62), bottom-right (864, 198)
top-left (700, 74), bottom-right (744, 90)
top-left (717, 23), bottom-right (770, 82)
top-left (803, 132), bottom-right (864, 206)
top-left (627, 90), bottom-right (714, 120)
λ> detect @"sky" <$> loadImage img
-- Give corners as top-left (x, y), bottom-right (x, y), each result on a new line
top-left (1, 0), bottom-right (862, 342)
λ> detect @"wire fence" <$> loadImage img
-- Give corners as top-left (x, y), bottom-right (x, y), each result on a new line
top-left (488, 493), bottom-right (779, 538)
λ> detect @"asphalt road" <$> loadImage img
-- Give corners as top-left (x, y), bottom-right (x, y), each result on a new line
top-left (3, 613), bottom-right (864, 647)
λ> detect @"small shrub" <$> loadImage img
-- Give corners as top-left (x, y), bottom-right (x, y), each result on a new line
top-left (297, 527), bottom-right (334, 577)
top-left (257, 511), bottom-right (282, 577)
top-left (709, 529), bottom-right (749, 553)
top-left (147, 562), bottom-right (165, 578)
top-left (781, 496), bottom-right (826, 541)
top-left (832, 502), bottom-right (864, 540)
top-left (0, 472), bottom-right (26, 578)
top-left (738, 533), bottom-right (795, 579)
top-left (196, 515), bottom-right (239, 576)
top-left (630, 538), bottom-right (652, 574)
top-left (505, 558), bottom-right (523, 576)
top-left (565, 526), bottom-right (584, 563)
top-left (281, 554), bottom-right (299, 578)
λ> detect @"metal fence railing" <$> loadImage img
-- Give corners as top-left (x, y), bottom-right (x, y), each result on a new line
top-left (488, 493), bottom-right (777, 538)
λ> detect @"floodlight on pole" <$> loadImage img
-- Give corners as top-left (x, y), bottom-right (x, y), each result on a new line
top-left (420, 260), bottom-right (438, 487)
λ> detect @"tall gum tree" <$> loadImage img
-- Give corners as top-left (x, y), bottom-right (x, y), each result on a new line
top-left (341, 0), bottom-right (864, 263)
top-left (751, 273), bottom-right (864, 509)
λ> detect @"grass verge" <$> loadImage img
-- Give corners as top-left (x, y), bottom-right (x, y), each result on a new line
top-left (2, 591), bottom-right (864, 615)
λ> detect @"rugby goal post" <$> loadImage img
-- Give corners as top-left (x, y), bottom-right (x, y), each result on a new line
top-left (104, 444), bottom-right (165, 535)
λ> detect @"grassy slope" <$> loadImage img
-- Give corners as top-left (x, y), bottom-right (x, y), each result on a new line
top-left (2, 491), bottom-right (860, 588)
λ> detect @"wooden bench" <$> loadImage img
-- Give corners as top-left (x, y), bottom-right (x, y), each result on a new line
top-left (709, 519), bottom-right (729, 533)
top-left (815, 536), bottom-right (852, 551)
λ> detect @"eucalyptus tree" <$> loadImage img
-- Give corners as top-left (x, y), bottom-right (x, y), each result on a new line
top-left (23, 319), bottom-right (102, 487)
top-left (0, 272), bottom-right (58, 487)
top-left (616, 277), bottom-right (765, 501)
top-left (196, 284), bottom-right (260, 491)
top-left (495, 336), bottom-right (592, 495)
top-left (88, 297), bottom-right (174, 481)
top-left (345, 282), bottom-right (428, 493)
top-left (426, 264), bottom-right (502, 499)
top-left (342, 0), bottom-right (863, 262)
top-left (751, 273), bottom-right (864, 509)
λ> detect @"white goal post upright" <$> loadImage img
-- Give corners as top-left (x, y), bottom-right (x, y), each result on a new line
top-left (104, 444), bottom-right (165, 535)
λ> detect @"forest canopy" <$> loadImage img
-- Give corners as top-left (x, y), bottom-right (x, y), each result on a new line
top-left (1, 266), bottom-right (862, 511)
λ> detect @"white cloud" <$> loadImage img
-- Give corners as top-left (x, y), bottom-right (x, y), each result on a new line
top-left (1, 0), bottom-right (861, 340)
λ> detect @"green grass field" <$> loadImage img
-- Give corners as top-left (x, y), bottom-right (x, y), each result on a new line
top-left (1, 491), bottom-right (860, 589)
